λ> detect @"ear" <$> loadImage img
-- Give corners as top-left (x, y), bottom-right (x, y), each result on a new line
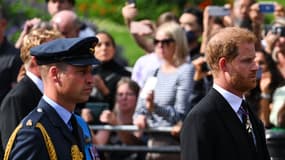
top-left (218, 57), bottom-right (227, 72)
top-left (50, 66), bottom-right (60, 83)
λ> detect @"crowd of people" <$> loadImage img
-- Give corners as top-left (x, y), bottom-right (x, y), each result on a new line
top-left (1, 0), bottom-right (285, 159)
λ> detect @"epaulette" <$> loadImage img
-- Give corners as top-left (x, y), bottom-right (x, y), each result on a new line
top-left (4, 108), bottom-right (46, 160)
top-left (21, 107), bottom-right (44, 128)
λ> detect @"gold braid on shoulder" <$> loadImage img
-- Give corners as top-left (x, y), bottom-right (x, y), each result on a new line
top-left (4, 122), bottom-right (84, 160)
top-left (36, 123), bottom-right (58, 160)
top-left (3, 123), bottom-right (58, 160)
top-left (4, 124), bottom-right (22, 160)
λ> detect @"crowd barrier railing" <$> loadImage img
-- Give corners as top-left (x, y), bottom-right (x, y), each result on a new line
top-left (90, 124), bottom-right (285, 157)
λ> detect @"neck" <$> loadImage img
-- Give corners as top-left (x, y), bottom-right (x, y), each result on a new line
top-left (161, 62), bottom-right (177, 73)
top-left (214, 78), bottom-right (243, 98)
top-left (44, 89), bottom-right (76, 113)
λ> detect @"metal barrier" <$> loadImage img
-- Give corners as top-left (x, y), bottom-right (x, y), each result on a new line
top-left (89, 125), bottom-right (173, 133)
top-left (91, 125), bottom-right (285, 157)
top-left (95, 145), bottom-right (180, 153)
top-left (90, 125), bottom-right (180, 153)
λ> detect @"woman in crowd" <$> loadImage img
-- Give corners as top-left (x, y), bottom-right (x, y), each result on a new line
top-left (97, 77), bottom-right (145, 160)
top-left (89, 31), bottom-right (131, 110)
top-left (133, 22), bottom-right (194, 160)
top-left (82, 77), bottom-right (145, 160)
top-left (246, 49), bottom-right (284, 128)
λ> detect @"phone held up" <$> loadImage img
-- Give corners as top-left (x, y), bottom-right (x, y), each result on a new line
top-left (259, 2), bottom-right (275, 14)
top-left (271, 26), bottom-right (285, 37)
top-left (207, 6), bottom-right (230, 17)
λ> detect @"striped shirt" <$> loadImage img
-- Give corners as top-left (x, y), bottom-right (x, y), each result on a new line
top-left (134, 62), bottom-right (195, 127)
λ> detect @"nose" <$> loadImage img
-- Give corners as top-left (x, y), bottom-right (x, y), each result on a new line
top-left (86, 72), bottom-right (94, 86)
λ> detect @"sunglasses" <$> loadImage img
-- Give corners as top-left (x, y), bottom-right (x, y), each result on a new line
top-left (153, 38), bottom-right (175, 46)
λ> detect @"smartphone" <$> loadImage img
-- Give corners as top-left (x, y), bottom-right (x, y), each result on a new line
top-left (271, 26), bottom-right (285, 37)
top-left (201, 62), bottom-right (210, 72)
top-left (140, 77), bottom-right (157, 99)
top-left (208, 6), bottom-right (230, 17)
top-left (130, 21), bottom-right (153, 35)
top-left (259, 2), bottom-right (275, 13)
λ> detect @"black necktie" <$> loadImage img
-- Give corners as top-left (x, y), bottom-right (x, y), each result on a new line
top-left (240, 100), bottom-right (255, 146)
top-left (70, 114), bottom-right (80, 144)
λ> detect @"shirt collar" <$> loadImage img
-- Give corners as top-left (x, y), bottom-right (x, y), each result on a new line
top-left (26, 71), bottom-right (43, 93)
top-left (43, 95), bottom-right (72, 125)
top-left (213, 83), bottom-right (243, 113)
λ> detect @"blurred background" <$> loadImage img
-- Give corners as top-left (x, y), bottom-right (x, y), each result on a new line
top-left (2, 0), bottom-right (284, 66)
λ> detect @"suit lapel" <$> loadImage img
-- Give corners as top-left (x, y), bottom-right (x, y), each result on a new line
top-left (210, 89), bottom-right (254, 157)
top-left (39, 99), bottom-right (78, 145)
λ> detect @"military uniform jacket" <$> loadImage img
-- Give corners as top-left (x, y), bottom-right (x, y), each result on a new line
top-left (180, 89), bottom-right (270, 160)
top-left (7, 99), bottom-right (85, 160)
top-left (0, 75), bottom-right (42, 149)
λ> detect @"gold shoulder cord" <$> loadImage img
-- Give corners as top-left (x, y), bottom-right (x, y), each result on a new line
top-left (4, 123), bottom-right (58, 160)
top-left (4, 122), bottom-right (83, 160)
top-left (4, 124), bottom-right (22, 160)
top-left (36, 123), bottom-right (58, 160)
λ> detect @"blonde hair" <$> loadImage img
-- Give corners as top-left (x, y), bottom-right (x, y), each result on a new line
top-left (20, 22), bottom-right (62, 68)
top-left (156, 22), bottom-right (189, 66)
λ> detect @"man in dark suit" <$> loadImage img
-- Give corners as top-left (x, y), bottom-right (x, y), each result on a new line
top-left (0, 25), bottom-right (62, 152)
top-left (180, 27), bottom-right (270, 160)
top-left (4, 36), bottom-right (100, 159)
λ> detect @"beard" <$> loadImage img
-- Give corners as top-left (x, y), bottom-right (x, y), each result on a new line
top-left (230, 71), bottom-right (257, 93)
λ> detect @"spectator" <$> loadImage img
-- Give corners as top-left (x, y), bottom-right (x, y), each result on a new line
top-left (266, 17), bottom-right (285, 78)
top-left (179, 7), bottom-right (203, 60)
top-left (270, 85), bottom-right (285, 127)
top-left (122, 3), bottom-right (178, 53)
top-left (245, 49), bottom-right (284, 128)
top-left (95, 77), bottom-right (145, 160)
top-left (123, 8), bottom-right (179, 87)
top-left (90, 31), bottom-right (131, 110)
top-left (0, 5), bottom-right (23, 105)
top-left (0, 23), bottom-right (62, 152)
top-left (133, 22), bottom-right (194, 160)
top-left (232, 0), bottom-right (256, 30)
top-left (46, 0), bottom-right (75, 16)
top-left (274, 2), bottom-right (285, 19)
top-left (46, 0), bottom-right (97, 37)
top-left (50, 10), bottom-right (81, 38)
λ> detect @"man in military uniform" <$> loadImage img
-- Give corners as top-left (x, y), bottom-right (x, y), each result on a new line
top-left (4, 36), bottom-right (100, 160)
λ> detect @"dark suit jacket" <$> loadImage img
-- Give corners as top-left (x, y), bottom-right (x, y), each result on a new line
top-left (8, 99), bottom-right (85, 159)
top-left (0, 75), bottom-right (42, 149)
top-left (180, 88), bottom-right (270, 160)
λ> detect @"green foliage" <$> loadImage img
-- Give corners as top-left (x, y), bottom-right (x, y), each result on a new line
top-left (4, 0), bottom-right (285, 66)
